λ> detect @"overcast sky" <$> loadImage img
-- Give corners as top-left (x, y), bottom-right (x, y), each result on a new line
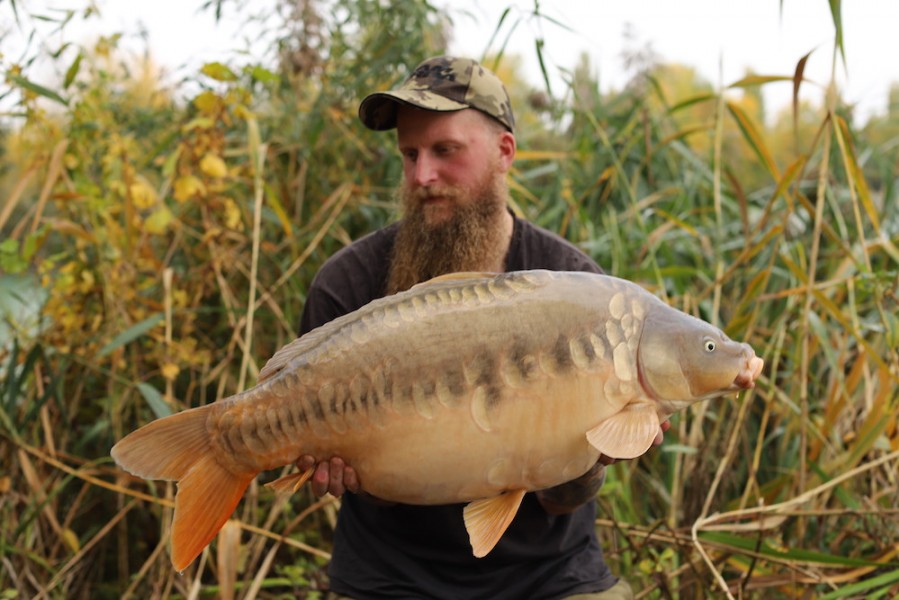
top-left (4, 1), bottom-right (897, 123)
top-left (447, 0), bottom-right (896, 122)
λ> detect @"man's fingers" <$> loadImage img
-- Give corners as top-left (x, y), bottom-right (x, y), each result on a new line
top-left (329, 457), bottom-right (346, 496)
top-left (296, 455), bottom-right (315, 471)
top-left (653, 420), bottom-right (671, 446)
top-left (293, 456), bottom-right (360, 497)
top-left (311, 461), bottom-right (332, 497)
top-left (343, 464), bottom-right (360, 493)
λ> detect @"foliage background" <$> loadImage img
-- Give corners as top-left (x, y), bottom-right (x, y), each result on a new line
top-left (1, 0), bottom-right (897, 598)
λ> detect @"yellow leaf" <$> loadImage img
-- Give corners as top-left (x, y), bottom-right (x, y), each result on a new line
top-left (172, 289), bottom-right (188, 308)
top-left (173, 175), bottom-right (205, 203)
top-left (194, 91), bottom-right (223, 114)
top-left (200, 153), bottom-right (228, 178)
top-left (130, 178), bottom-right (158, 209)
top-left (145, 204), bottom-right (174, 234)
top-left (234, 104), bottom-right (253, 120)
top-left (79, 270), bottom-right (95, 292)
top-left (62, 528), bottom-right (80, 553)
top-left (161, 362), bottom-right (180, 381)
top-left (223, 198), bottom-right (243, 230)
top-left (201, 61), bottom-right (237, 82)
top-left (183, 117), bottom-right (215, 131)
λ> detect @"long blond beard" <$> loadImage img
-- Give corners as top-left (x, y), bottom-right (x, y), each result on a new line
top-left (386, 168), bottom-right (510, 295)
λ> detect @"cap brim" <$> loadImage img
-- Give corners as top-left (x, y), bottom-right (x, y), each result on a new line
top-left (359, 90), bottom-right (469, 131)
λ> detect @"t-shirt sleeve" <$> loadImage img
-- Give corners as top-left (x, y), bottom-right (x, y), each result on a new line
top-left (298, 225), bottom-right (396, 335)
top-left (508, 218), bottom-right (604, 274)
top-left (299, 273), bottom-right (354, 335)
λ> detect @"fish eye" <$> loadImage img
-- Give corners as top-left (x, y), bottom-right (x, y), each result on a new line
top-left (704, 338), bottom-right (716, 353)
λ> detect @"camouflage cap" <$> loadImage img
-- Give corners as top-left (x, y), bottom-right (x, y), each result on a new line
top-left (359, 56), bottom-right (515, 132)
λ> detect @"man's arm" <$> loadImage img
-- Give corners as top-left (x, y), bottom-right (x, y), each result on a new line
top-left (536, 461), bottom-right (609, 515)
top-left (535, 421), bottom-right (671, 514)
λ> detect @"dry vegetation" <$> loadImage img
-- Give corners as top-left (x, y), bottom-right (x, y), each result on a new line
top-left (1, 1), bottom-right (897, 598)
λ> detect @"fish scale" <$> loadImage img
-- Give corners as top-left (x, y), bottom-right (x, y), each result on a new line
top-left (111, 269), bottom-right (763, 569)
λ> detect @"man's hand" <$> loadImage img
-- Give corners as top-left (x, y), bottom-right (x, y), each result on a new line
top-left (296, 455), bottom-right (360, 497)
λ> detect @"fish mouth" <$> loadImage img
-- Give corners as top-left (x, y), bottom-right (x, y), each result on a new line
top-left (734, 354), bottom-right (764, 389)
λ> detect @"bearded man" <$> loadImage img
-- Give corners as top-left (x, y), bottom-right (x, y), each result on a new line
top-left (297, 56), bottom-right (662, 600)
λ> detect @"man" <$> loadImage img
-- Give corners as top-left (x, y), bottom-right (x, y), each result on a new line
top-left (297, 56), bottom-right (664, 600)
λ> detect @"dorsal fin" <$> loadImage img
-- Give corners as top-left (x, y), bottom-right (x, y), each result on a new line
top-left (258, 332), bottom-right (324, 382)
top-left (409, 271), bottom-right (499, 291)
top-left (260, 271), bottom-right (541, 383)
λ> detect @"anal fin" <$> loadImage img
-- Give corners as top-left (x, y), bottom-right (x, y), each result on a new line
top-left (265, 466), bottom-right (315, 495)
top-left (463, 489), bottom-right (526, 558)
top-left (586, 404), bottom-right (661, 460)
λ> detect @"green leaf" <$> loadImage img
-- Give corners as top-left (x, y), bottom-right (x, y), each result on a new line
top-left (699, 531), bottom-right (895, 568)
top-left (244, 65), bottom-right (279, 85)
top-left (726, 99), bottom-right (778, 178)
top-left (828, 0), bottom-right (846, 68)
top-left (7, 73), bottom-right (69, 106)
top-left (136, 382), bottom-right (172, 419)
top-left (661, 444), bottom-right (698, 455)
top-left (728, 74), bottom-right (793, 88)
top-left (669, 92), bottom-right (716, 114)
top-left (63, 51), bottom-right (83, 89)
top-left (98, 313), bottom-right (164, 358)
top-left (0, 239), bottom-right (26, 274)
top-left (818, 568), bottom-right (899, 600)
top-left (201, 61), bottom-right (238, 82)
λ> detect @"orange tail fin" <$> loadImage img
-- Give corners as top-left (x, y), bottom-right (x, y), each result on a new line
top-left (111, 406), bottom-right (256, 571)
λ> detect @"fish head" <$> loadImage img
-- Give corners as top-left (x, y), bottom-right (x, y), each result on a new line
top-left (637, 307), bottom-right (763, 413)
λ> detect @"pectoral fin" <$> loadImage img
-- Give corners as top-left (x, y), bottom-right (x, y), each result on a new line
top-left (265, 466), bottom-right (315, 494)
top-left (463, 489), bottom-right (526, 558)
top-left (586, 405), bottom-right (661, 460)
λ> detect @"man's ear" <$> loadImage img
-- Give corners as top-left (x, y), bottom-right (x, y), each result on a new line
top-left (498, 130), bottom-right (516, 171)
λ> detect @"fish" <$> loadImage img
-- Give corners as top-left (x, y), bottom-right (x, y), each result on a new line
top-left (111, 269), bottom-right (764, 570)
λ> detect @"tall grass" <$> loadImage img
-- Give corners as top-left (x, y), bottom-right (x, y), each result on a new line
top-left (1, 1), bottom-right (897, 598)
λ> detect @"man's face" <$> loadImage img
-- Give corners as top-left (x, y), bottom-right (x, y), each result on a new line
top-left (395, 107), bottom-right (515, 226)
top-left (385, 107), bottom-right (516, 294)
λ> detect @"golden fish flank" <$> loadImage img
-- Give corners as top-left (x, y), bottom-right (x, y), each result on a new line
top-left (110, 270), bottom-right (764, 571)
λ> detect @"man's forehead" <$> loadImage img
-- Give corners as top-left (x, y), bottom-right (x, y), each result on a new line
top-left (395, 107), bottom-right (483, 143)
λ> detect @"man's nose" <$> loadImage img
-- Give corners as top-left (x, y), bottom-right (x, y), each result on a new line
top-left (411, 153), bottom-right (438, 186)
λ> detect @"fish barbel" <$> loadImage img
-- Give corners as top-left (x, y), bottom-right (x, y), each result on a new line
top-left (111, 270), bottom-right (763, 570)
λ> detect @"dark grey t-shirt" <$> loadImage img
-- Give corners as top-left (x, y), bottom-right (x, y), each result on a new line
top-left (299, 216), bottom-right (617, 600)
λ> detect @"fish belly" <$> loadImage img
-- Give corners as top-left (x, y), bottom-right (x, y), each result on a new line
top-left (346, 374), bottom-right (616, 504)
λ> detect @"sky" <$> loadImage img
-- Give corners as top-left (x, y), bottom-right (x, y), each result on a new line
top-left (448, 0), bottom-right (896, 122)
top-left (3, 1), bottom-right (898, 123)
